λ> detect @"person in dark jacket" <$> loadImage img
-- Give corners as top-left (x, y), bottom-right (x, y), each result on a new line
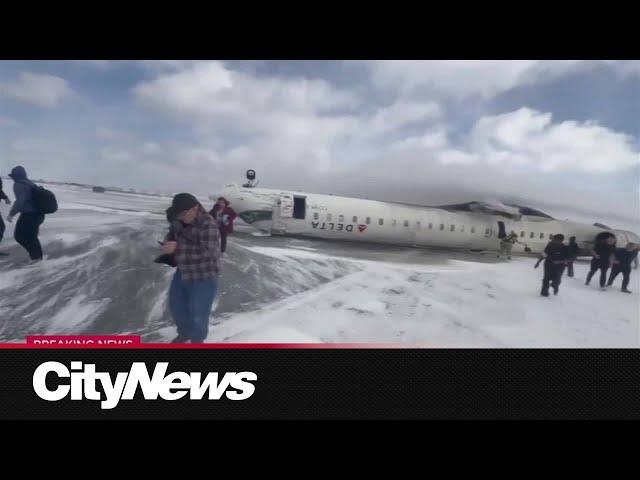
top-left (585, 232), bottom-right (616, 290)
top-left (540, 234), bottom-right (570, 297)
top-left (607, 243), bottom-right (639, 293)
top-left (0, 175), bottom-right (12, 246)
top-left (6, 166), bottom-right (45, 261)
top-left (209, 197), bottom-right (237, 253)
top-left (566, 236), bottom-right (580, 278)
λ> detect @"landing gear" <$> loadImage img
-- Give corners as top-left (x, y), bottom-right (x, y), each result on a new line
top-left (242, 169), bottom-right (258, 188)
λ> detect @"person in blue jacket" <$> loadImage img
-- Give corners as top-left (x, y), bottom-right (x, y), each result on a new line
top-left (6, 166), bottom-right (45, 261)
top-left (607, 243), bottom-right (639, 293)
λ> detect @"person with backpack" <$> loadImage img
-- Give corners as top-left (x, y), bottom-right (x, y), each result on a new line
top-left (6, 166), bottom-right (56, 261)
top-left (0, 175), bottom-right (11, 249)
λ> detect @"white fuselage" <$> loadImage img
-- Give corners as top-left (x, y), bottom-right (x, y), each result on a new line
top-left (221, 183), bottom-right (639, 255)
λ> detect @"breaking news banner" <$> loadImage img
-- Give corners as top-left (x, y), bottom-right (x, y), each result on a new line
top-left (1, 60), bottom-right (640, 420)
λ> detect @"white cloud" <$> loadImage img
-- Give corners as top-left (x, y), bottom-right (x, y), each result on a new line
top-left (132, 61), bottom-right (364, 173)
top-left (361, 60), bottom-right (627, 100)
top-left (133, 61), bottom-right (359, 121)
top-left (0, 72), bottom-right (74, 108)
top-left (438, 107), bottom-right (639, 172)
top-left (369, 100), bottom-right (441, 133)
top-left (390, 128), bottom-right (449, 151)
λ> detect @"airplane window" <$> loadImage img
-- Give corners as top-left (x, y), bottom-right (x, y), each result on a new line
top-left (338, 215), bottom-right (344, 223)
top-left (450, 224), bottom-right (455, 232)
top-left (428, 222), bottom-right (433, 229)
top-left (313, 212), bottom-right (319, 220)
top-left (378, 218), bottom-right (384, 226)
top-left (392, 219), bottom-right (397, 227)
top-left (530, 232), bottom-right (535, 239)
top-left (520, 231), bottom-right (525, 237)
top-left (471, 226), bottom-right (475, 234)
top-left (352, 216), bottom-right (357, 223)
top-left (540, 233), bottom-right (544, 239)
top-left (416, 221), bottom-right (421, 229)
top-left (440, 223), bottom-right (445, 231)
top-left (366, 217), bottom-right (371, 224)
top-left (327, 214), bottom-right (332, 222)
top-left (404, 220), bottom-right (409, 227)
top-left (461, 225), bottom-right (465, 232)
top-left (485, 228), bottom-right (490, 235)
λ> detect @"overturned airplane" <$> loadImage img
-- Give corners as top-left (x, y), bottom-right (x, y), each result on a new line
top-left (220, 171), bottom-right (639, 255)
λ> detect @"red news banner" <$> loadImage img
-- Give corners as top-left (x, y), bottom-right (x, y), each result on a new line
top-left (26, 336), bottom-right (141, 347)
top-left (18, 336), bottom-right (422, 348)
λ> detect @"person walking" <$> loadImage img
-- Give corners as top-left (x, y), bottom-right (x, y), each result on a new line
top-left (209, 197), bottom-right (237, 253)
top-left (540, 234), bottom-right (570, 297)
top-left (585, 232), bottom-right (616, 290)
top-left (161, 193), bottom-right (221, 343)
top-left (6, 166), bottom-right (46, 261)
top-left (497, 230), bottom-right (519, 260)
top-left (607, 243), bottom-right (639, 293)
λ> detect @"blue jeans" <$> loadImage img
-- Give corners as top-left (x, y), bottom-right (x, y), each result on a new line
top-left (169, 270), bottom-right (218, 343)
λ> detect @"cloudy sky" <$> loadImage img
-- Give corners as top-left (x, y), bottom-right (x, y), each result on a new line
top-left (0, 60), bottom-right (638, 226)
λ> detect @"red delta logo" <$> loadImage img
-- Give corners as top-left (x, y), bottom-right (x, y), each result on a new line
top-left (358, 224), bottom-right (367, 233)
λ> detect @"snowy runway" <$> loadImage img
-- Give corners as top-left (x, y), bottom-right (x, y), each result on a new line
top-left (0, 183), bottom-right (637, 347)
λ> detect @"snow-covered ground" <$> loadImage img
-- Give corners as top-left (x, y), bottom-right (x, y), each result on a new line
top-left (0, 182), bottom-right (638, 347)
top-left (194, 246), bottom-right (637, 347)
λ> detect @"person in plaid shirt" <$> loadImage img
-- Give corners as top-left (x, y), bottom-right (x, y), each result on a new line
top-left (161, 193), bottom-right (221, 343)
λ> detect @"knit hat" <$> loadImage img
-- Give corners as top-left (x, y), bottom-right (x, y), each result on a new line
top-left (171, 193), bottom-right (199, 214)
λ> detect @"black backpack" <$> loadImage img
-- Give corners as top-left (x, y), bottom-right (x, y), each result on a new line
top-left (31, 184), bottom-right (58, 214)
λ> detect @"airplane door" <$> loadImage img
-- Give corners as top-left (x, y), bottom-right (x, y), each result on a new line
top-left (497, 221), bottom-right (506, 239)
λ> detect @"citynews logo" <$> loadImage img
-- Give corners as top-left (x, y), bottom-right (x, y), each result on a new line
top-left (33, 361), bottom-right (257, 410)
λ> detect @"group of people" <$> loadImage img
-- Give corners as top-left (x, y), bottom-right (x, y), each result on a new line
top-left (536, 231), bottom-right (638, 297)
top-left (1, 167), bottom-right (236, 344)
top-left (0, 166), bottom-right (47, 261)
top-left (156, 193), bottom-right (237, 344)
